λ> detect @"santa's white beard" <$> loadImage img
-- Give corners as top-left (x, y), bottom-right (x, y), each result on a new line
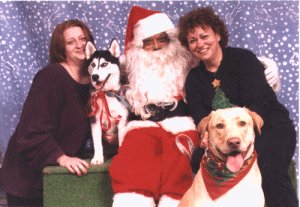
top-left (125, 39), bottom-right (193, 120)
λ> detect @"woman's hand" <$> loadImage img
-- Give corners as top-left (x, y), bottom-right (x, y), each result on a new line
top-left (57, 154), bottom-right (90, 176)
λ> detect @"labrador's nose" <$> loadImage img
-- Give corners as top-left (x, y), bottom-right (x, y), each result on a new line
top-left (227, 137), bottom-right (241, 149)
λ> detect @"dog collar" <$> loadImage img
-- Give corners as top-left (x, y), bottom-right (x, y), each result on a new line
top-left (201, 149), bottom-right (257, 200)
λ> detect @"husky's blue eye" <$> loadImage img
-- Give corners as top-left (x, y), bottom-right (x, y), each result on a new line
top-left (91, 63), bottom-right (96, 67)
top-left (101, 62), bottom-right (108, 67)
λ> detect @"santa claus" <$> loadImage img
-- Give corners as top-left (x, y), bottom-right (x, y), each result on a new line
top-left (109, 6), bottom-right (199, 207)
top-left (109, 5), bottom-right (280, 207)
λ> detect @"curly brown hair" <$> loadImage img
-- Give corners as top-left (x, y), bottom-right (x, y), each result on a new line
top-left (178, 7), bottom-right (229, 50)
top-left (49, 19), bottom-right (94, 63)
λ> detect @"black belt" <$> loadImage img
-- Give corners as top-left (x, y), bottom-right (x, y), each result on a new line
top-left (128, 100), bottom-right (188, 122)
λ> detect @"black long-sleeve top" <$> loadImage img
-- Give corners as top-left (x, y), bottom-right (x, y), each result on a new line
top-left (1, 63), bottom-right (91, 198)
top-left (185, 47), bottom-right (293, 128)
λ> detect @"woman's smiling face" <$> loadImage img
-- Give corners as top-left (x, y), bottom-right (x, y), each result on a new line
top-left (187, 25), bottom-right (221, 63)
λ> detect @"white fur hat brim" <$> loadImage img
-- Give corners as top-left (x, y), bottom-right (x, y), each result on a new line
top-left (133, 13), bottom-right (174, 42)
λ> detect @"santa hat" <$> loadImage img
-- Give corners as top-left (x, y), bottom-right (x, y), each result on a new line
top-left (124, 6), bottom-right (175, 52)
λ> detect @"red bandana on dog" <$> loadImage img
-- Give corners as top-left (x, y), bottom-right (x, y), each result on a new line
top-left (87, 91), bottom-right (121, 132)
top-left (201, 150), bottom-right (257, 200)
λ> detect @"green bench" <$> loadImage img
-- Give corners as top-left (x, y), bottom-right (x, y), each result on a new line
top-left (43, 160), bottom-right (113, 207)
top-left (43, 160), bottom-right (297, 207)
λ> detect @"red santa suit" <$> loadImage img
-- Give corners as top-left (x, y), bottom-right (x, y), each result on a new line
top-left (109, 6), bottom-right (199, 207)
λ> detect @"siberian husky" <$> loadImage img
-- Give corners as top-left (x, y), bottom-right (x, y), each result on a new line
top-left (85, 39), bottom-right (128, 165)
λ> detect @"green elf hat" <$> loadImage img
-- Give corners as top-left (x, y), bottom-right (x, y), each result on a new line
top-left (211, 79), bottom-right (234, 110)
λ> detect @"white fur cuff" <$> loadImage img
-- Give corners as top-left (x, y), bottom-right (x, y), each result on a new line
top-left (158, 195), bottom-right (180, 207)
top-left (112, 193), bottom-right (155, 207)
top-left (124, 116), bottom-right (196, 136)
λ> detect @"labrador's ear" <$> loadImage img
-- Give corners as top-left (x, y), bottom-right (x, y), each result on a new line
top-left (197, 114), bottom-right (211, 148)
top-left (245, 108), bottom-right (264, 135)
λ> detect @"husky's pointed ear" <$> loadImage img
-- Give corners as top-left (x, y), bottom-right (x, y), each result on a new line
top-left (85, 41), bottom-right (96, 60)
top-left (109, 38), bottom-right (121, 58)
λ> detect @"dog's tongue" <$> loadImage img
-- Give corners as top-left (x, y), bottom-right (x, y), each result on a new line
top-left (226, 154), bottom-right (243, 172)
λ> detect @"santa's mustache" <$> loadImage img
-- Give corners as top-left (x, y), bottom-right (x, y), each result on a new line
top-left (126, 39), bottom-right (191, 72)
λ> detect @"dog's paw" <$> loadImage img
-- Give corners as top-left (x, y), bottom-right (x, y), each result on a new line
top-left (91, 156), bottom-right (104, 165)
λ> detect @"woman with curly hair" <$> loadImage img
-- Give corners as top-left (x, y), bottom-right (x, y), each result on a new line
top-left (178, 7), bottom-right (297, 207)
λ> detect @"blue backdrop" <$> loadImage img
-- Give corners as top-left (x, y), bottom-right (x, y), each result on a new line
top-left (0, 1), bottom-right (298, 178)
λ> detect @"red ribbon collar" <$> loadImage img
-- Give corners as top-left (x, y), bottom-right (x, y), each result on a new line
top-left (201, 150), bottom-right (257, 200)
top-left (87, 90), bottom-right (121, 131)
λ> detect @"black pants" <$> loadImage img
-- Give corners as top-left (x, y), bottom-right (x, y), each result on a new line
top-left (255, 125), bottom-right (298, 207)
top-left (6, 193), bottom-right (43, 207)
top-left (191, 125), bottom-right (298, 207)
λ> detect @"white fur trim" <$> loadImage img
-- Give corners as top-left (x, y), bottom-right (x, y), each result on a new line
top-left (159, 116), bottom-right (196, 134)
top-left (134, 13), bottom-right (174, 41)
top-left (123, 120), bottom-right (158, 136)
top-left (123, 116), bottom-right (196, 136)
top-left (112, 193), bottom-right (155, 207)
top-left (158, 195), bottom-right (180, 207)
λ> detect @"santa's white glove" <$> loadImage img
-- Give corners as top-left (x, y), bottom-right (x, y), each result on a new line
top-left (258, 56), bottom-right (281, 92)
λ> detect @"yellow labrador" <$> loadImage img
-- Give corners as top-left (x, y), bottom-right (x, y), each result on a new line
top-left (179, 107), bottom-right (265, 207)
